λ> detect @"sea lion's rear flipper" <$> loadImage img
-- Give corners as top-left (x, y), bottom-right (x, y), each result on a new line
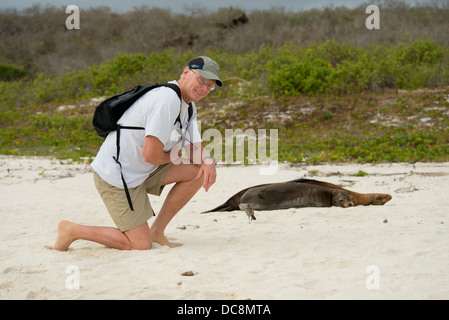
top-left (202, 202), bottom-right (234, 213)
top-left (245, 208), bottom-right (256, 221)
top-left (202, 188), bottom-right (251, 213)
top-left (238, 203), bottom-right (257, 221)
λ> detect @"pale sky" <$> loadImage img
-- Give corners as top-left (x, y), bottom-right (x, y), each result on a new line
top-left (0, 0), bottom-right (435, 13)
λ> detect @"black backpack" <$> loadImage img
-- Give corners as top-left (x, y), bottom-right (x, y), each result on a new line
top-left (93, 83), bottom-right (192, 138)
top-left (92, 83), bottom-right (193, 211)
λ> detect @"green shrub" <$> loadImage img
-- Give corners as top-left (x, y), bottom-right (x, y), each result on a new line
top-left (266, 40), bottom-right (449, 96)
top-left (0, 65), bottom-right (27, 81)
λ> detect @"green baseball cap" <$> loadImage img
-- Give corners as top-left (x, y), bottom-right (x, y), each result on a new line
top-left (187, 56), bottom-right (223, 87)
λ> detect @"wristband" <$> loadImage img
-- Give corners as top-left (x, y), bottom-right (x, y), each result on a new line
top-left (203, 156), bottom-right (217, 165)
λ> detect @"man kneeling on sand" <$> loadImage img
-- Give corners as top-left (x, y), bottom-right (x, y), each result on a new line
top-left (54, 56), bottom-right (222, 251)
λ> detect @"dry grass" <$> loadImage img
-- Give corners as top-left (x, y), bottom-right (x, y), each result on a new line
top-left (1, 1), bottom-right (449, 76)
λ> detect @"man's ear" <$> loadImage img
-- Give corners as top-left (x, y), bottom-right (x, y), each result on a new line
top-left (181, 66), bottom-right (190, 78)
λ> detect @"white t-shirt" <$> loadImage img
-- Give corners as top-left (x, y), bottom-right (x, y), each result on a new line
top-left (91, 81), bottom-right (202, 189)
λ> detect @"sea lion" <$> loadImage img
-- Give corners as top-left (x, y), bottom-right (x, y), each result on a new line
top-left (203, 178), bottom-right (392, 220)
top-left (239, 182), bottom-right (354, 220)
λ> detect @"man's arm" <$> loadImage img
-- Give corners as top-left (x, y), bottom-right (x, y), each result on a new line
top-left (141, 135), bottom-right (172, 165)
top-left (142, 137), bottom-right (216, 192)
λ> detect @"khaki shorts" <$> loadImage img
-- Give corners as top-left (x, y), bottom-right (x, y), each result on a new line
top-left (93, 163), bottom-right (173, 232)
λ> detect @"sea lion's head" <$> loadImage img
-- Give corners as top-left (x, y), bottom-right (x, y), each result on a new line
top-left (332, 190), bottom-right (354, 208)
top-left (371, 193), bottom-right (392, 205)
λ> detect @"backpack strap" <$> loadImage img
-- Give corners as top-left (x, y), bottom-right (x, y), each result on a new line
top-left (188, 103), bottom-right (193, 122)
top-left (179, 103), bottom-right (194, 148)
top-left (112, 125), bottom-right (136, 211)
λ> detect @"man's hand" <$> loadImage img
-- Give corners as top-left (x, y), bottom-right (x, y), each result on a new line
top-left (195, 158), bottom-right (217, 192)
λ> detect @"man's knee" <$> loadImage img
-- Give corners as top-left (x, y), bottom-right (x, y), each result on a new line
top-left (163, 163), bottom-right (200, 185)
top-left (187, 163), bottom-right (201, 178)
top-left (130, 240), bottom-right (152, 250)
top-left (177, 164), bottom-right (203, 190)
top-left (125, 223), bottom-right (152, 250)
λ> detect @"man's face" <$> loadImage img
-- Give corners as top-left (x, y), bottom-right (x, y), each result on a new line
top-left (181, 68), bottom-right (216, 103)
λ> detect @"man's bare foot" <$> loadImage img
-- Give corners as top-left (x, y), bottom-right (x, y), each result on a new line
top-left (54, 220), bottom-right (77, 251)
top-left (152, 233), bottom-right (182, 248)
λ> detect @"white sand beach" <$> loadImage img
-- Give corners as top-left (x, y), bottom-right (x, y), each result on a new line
top-left (1, 155), bottom-right (448, 300)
